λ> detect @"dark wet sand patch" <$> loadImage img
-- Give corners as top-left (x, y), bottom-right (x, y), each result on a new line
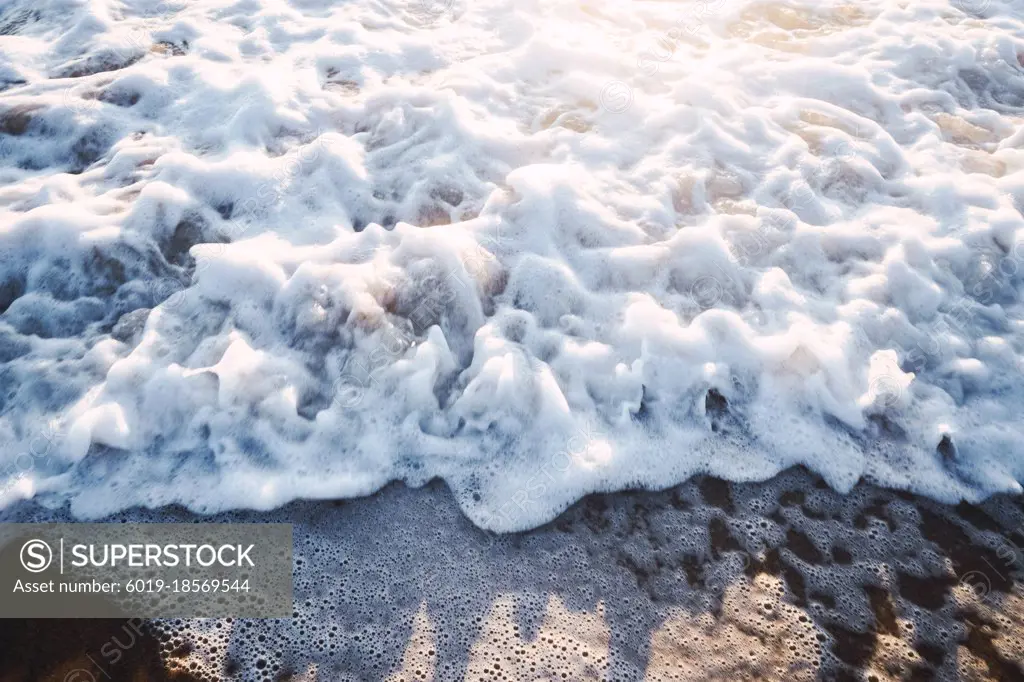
top-left (0, 617), bottom-right (197, 682)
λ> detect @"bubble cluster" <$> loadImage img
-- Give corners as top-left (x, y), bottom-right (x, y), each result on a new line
top-left (5, 466), bottom-right (1019, 680)
top-left (3, 0), bottom-right (1024, 529)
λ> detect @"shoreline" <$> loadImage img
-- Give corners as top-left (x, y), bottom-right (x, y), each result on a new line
top-left (1, 466), bottom-right (1023, 681)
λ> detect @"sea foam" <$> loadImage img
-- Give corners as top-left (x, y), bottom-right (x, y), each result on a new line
top-left (1, 0), bottom-right (1023, 530)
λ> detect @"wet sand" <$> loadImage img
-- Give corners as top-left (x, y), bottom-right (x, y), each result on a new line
top-left (1, 467), bottom-right (1023, 681)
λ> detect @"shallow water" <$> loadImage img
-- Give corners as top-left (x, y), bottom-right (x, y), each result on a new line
top-left (1, 0), bottom-right (1023, 530)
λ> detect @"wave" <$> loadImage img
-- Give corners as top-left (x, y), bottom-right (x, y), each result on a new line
top-left (1, 0), bottom-right (1023, 530)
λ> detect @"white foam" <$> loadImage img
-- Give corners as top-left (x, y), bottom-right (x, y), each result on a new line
top-left (1, 0), bottom-right (1023, 530)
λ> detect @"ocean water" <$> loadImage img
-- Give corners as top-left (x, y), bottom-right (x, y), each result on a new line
top-left (1, 0), bottom-right (1023, 531)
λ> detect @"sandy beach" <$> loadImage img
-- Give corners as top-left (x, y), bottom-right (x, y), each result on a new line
top-left (2, 467), bottom-right (1022, 681)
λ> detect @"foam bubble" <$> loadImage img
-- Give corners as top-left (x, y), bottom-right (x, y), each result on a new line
top-left (1, 0), bottom-right (1024, 529)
